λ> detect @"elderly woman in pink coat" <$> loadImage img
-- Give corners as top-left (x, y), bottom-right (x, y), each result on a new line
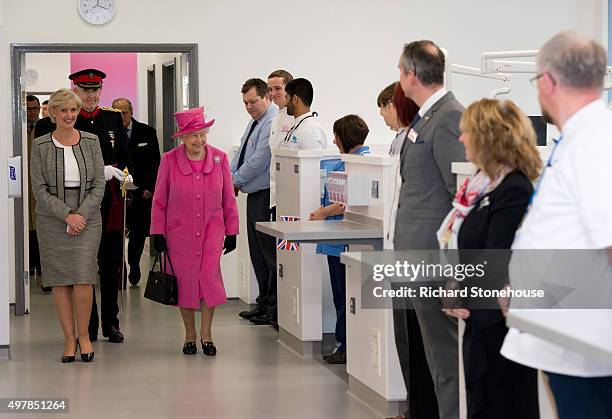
top-left (150, 107), bottom-right (239, 356)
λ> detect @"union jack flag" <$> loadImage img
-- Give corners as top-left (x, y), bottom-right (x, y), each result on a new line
top-left (277, 215), bottom-right (301, 251)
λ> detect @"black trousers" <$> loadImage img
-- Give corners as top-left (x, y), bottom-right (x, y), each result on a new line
top-left (393, 303), bottom-right (440, 419)
top-left (464, 319), bottom-right (539, 419)
top-left (127, 194), bottom-right (152, 278)
top-left (29, 230), bottom-right (41, 272)
top-left (327, 255), bottom-right (346, 352)
top-left (128, 231), bottom-right (146, 277)
top-left (246, 189), bottom-right (277, 316)
top-left (89, 230), bottom-right (122, 336)
top-left (548, 373), bottom-right (612, 419)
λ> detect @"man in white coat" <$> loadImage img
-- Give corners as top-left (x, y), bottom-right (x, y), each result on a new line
top-left (501, 31), bottom-right (612, 419)
top-left (279, 78), bottom-right (327, 151)
top-left (267, 69), bottom-right (295, 218)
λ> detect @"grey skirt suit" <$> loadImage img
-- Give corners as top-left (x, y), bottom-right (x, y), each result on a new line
top-left (30, 131), bottom-right (106, 287)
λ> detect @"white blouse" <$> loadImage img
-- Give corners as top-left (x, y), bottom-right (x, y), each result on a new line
top-left (52, 136), bottom-right (80, 187)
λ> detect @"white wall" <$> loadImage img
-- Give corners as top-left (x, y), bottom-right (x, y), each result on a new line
top-left (24, 53), bottom-right (70, 93)
top-left (0, 0), bottom-right (7, 350)
top-left (0, 0), bottom-right (606, 349)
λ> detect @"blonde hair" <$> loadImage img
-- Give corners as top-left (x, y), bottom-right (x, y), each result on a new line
top-left (48, 88), bottom-right (82, 123)
top-left (460, 99), bottom-right (542, 181)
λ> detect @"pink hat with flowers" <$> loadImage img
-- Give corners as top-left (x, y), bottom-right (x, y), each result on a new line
top-left (172, 107), bottom-right (215, 138)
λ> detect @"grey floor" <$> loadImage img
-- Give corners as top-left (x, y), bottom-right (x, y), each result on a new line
top-left (1, 252), bottom-right (378, 419)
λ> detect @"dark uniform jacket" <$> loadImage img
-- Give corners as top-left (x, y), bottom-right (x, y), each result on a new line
top-left (127, 118), bottom-right (160, 193)
top-left (126, 118), bottom-right (160, 234)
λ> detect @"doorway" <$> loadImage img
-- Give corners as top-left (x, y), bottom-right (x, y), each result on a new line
top-left (162, 59), bottom-right (176, 152)
top-left (10, 43), bottom-right (199, 316)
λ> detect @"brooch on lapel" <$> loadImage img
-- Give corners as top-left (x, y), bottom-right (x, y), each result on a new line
top-left (478, 196), bottom-right (490, 210)
top-left (213, 155), bottom-right (221, 164)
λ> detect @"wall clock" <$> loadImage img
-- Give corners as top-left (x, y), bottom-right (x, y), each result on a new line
top-left (78, 0), bottom-right (117, 25)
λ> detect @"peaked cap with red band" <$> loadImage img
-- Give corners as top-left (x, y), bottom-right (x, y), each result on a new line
top-left (69, 68), bottom-right (106, 88)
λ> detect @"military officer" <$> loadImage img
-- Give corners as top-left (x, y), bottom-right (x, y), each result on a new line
top-left (34, 68), bottom-right (132, 343)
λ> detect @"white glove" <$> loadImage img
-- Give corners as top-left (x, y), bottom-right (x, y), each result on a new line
top-left (104, 165), bottom-right (132, 183)
top-left (103, 165), bottom-right (115, 181)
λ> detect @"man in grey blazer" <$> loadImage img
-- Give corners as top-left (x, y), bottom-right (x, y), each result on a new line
top-left (392, 40), bottom-right (466, 419)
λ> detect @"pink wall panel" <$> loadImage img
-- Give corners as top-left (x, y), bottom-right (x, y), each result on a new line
top-left (70, 53), bottom-right (138, 116)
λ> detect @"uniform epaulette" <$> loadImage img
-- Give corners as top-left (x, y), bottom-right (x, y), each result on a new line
top-left (100, 106), bottom-right (122, 112)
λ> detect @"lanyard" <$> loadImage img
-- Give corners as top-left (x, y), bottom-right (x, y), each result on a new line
top-left (283, 112), bottom-right (317, 143)
top-left (527, 135), bottom-right (563, 210)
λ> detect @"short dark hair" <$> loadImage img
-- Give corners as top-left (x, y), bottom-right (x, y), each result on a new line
top-left (268, 69), bottom-right (293, 85)
top-left (285, 78), bottom-right (314, 107)
top-left (333, 114), bottom-right (369, 152)
top-left (400, 40), bottom-right (445, 86)
top-left (392, 83), bottom-right (419, 127)
top-left (377, 82), bottom-right (397, 107)
top-left (241, 78), bottom-right (268, 98)
top-left (42, 100), bottom-right (48, 105)
top-left (26, 95), bottom-right (40, 105)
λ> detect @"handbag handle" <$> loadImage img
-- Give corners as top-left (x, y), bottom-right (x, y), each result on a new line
top-left (160, 251), bottom-right (176, 275)
top-left (151, 252), bottom-right (161, 271)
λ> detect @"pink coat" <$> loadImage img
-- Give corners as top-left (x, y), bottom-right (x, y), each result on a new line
top-left (150, 144), bottom-right (239, 309)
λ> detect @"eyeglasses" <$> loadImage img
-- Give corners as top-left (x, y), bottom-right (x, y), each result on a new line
top-left (530, 72), bottom-right (557, 88)
top-left (27, 106), bottom-right (40, 111)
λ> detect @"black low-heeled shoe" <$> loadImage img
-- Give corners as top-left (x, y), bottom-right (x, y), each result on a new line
top-left (61, 340), bottom-right (78, 363)
top-left (182, 341), bottom-right (197, 355)
top-left (201, 340), bottom-right (217, 357)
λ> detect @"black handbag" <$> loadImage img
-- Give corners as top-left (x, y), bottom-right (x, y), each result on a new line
top-left (144, 252), bottom-right (178, 305)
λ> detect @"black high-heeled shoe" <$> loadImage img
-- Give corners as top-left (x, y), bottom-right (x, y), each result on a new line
top-left (78, 340), bottom-right (95, 362)
top-left (201, 340), bottom-right (217, 357)
top-left (61, 340), bottom-right (78, 363)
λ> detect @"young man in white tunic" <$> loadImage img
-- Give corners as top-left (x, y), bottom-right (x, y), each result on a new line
top-left (278, 78), bottom-right (327, 151)
top-left (267, 70), bottom-right (295, 217)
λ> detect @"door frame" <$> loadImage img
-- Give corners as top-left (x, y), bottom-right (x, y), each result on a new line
top-left (10, 43), bottom-right (199, 316)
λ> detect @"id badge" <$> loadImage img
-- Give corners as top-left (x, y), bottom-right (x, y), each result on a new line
top-left (407, 128), bottom-right (419, 143)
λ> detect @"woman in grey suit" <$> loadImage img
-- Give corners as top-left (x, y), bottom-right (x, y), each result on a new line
top-left (30, 88), bottom-right (105, 363)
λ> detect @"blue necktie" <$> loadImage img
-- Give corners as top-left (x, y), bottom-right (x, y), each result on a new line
top-left (411, 113), bottom-right (421, 127)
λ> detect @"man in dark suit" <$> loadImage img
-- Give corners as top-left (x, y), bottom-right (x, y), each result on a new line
top-left (112, 98), bottom-right (160, 285)
top-left (391, 40), bottom-right (466, 419)
top-left (35, 68), bottom-right (133, 343)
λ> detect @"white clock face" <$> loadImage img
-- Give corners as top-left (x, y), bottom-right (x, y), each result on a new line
top-left (78, 0), bottom-right (117, 25)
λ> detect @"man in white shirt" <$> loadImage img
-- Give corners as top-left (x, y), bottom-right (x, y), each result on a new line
top-left (267, 69), bottom-right (295, 215)
top-left (280, 78), bottom-right (327, 150)
top-left (501, 31), bottom-right (612, 419)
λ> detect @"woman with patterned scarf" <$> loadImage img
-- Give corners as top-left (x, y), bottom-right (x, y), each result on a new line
top-left (437, 98), bottom-right (543, 419)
